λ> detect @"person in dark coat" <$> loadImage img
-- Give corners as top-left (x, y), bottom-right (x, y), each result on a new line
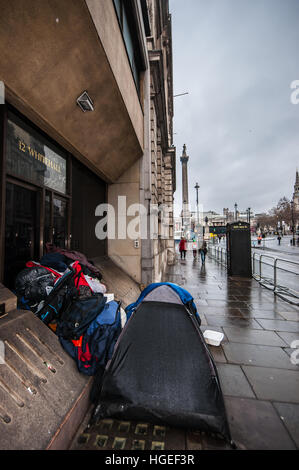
top-left (199, 241), bottom-right (207, 264)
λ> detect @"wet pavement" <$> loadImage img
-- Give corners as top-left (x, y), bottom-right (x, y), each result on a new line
top-left (71, 251), bottom-right (299, 451)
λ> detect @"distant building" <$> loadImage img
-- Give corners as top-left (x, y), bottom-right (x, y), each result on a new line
top-left (293, 169), bottom-right (299, 213)
top-left (202, 208), bottom-right (255, 236)
top-left (174, 217), bottom-right (182, 240)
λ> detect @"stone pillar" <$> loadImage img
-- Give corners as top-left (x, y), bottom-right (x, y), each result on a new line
top-left (180, 144), bottom-right (190, 233)
top-left (181, 144), bottom-right (189, 207)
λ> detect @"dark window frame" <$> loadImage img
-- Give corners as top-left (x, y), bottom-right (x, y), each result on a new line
top-left (113, 0), bottom-right (145, 95)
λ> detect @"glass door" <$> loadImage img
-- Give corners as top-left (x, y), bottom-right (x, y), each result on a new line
top-left (4, 182), bottom-right (40, 289)
top-left (43, 190), bottom-right (69, 250)
top-left (53, 196), bottom-right (68, 248)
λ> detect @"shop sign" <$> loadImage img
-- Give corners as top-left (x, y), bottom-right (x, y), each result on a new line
top-left (6, 115), bottom-right (67, 194)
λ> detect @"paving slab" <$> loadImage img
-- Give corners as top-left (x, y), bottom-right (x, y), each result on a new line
top-left (217, 364), bottom-right (255, 398)
top-left (222, 343), bottom-right (298, 369)
top-left (207, 299), bottom-right (250, 309)
top-left (198, 313), bottom-right (208, 326)
top-left (224, 397), bottom-right (296, 450)
top-left (240, 309), bottom-right (285, 320)
top-left (249, 302), bottom-right (293, 311)
top-left (222, 327), bottom-right (287, 347)
top-left (194, 299), bottom-right (209, 307)
top-left (205, 315), bottom-right (263, 330)
top-left (186, 431), bottom-right (230, 450)
top-left (276, 331), bottom-right (299, 347)
top-left (273, 402), bottom-right (299, 448)
top-left (256, 319), bottom-right (299, 333)
top-left (229, 294), bottom-right (253, 300)
top-left (279, 311), bottom-right (299, 321)
top-left (207, 345), bottom-right (227, 363)
top-left (282, 347), bottom-right (296, 358)
top-left (242, 366), bottom-right (299, 403)
top-left (198, 294), bottom-right (237, 300)
top-left (198, 307), bottom-right (246, 318)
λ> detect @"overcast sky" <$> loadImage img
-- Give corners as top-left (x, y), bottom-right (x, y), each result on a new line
top-left (169, 0), bottom-right (299, 216)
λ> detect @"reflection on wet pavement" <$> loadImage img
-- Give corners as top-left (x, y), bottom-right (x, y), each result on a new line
top-left (72, 253), bottom-right (299, 451)
top-left (167, 252), bottom-right (299, 450)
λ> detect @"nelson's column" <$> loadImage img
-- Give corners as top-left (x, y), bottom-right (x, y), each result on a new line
top-left (180, 144), bottom-right (191, 237)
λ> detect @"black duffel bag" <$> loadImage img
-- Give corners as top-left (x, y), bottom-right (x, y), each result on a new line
top-left (56, 293), bottom-right (107, 340)
top-left (15, 267), bottom-right (55, 303)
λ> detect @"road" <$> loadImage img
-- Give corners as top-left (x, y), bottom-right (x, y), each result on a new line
top-left (251, 236), bottom-right (299, 300)
top-left (252, 235), bottom-right (299, 261)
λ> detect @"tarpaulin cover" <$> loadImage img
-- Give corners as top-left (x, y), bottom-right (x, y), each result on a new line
top-left (92, 284), bottom-right (232, 443)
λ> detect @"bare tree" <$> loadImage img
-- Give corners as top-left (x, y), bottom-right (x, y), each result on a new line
top-left (276, 197), bottom-right (292, 226)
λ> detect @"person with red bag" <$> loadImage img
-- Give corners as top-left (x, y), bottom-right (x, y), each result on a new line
top-left (179, 237), bottom-right (187, 260)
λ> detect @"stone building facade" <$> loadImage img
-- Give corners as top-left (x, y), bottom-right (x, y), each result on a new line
top-left (147, 0), bottom-right (176, 282)
top-left (0, 0), bottom-right (175, 288)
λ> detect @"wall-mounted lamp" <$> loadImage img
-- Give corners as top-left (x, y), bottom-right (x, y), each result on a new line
top-left (76, 91), bottom-right (94, 112)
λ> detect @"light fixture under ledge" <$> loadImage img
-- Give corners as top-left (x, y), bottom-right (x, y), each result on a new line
top-left (76, 91), bottom-right (94, 112)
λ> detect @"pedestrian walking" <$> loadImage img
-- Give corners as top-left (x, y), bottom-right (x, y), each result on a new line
top-left (179, 237), bottom-right (187, 260)
top-left (199, 241), bottom-right (207, 264)
top-left (192, 239), bottom-right (198, 259)
top-left (277, 235), bottom-right (281, 245)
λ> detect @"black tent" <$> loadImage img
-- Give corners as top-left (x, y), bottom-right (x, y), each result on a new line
top-left (90, 283), bottom-right (233, 445)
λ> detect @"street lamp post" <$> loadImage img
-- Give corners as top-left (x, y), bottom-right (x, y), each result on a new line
top-left (194, 183), bottom-right (200, 241)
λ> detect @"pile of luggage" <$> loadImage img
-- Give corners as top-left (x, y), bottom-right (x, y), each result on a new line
top-left (14, 248), bottom-right (128, 377)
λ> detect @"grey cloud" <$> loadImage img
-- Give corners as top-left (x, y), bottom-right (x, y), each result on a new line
top-left (170, 0), bottom-right (299, 215)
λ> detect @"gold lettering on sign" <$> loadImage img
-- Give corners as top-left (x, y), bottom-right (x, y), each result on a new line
top-left (19, 141), bottom-right (26, 152)
top-left (18, 140), bottom-right (62, 174)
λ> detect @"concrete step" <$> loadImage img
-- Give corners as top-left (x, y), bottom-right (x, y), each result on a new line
top-left (0, 308), bottom-right (91, 450)
top-left (0, 256), bottom-right (141, 450)
top-left (92, 255), bottom-right (141, 307)
top-left (0, 283), bottom-right (17, 317)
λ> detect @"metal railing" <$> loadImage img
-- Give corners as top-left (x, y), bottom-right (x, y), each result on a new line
top-left (252, 252), bottom-right (299, 305)
top-left (208, 243), bottom-right (227, 268)
top-left (208, 242), bottom-right (299, 306)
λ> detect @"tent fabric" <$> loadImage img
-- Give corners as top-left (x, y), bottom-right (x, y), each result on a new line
top-left (142, 285), bottom-right (184, 304)
top-left (125, 282), bottom-right (198, 320)
top-left (91, 284), bottom-right (232, 443)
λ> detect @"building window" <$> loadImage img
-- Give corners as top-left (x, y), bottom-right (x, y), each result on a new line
top-left (113, 0), bottom-right (143, 93)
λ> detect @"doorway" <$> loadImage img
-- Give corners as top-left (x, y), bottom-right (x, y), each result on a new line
top-left (4, 181), bottom-right (40, 289)
top-left (44, 190), bottom-right (69, 250)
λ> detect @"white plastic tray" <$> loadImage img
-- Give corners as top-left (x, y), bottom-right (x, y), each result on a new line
top-left (203, 330), bottom-right (224, 346)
